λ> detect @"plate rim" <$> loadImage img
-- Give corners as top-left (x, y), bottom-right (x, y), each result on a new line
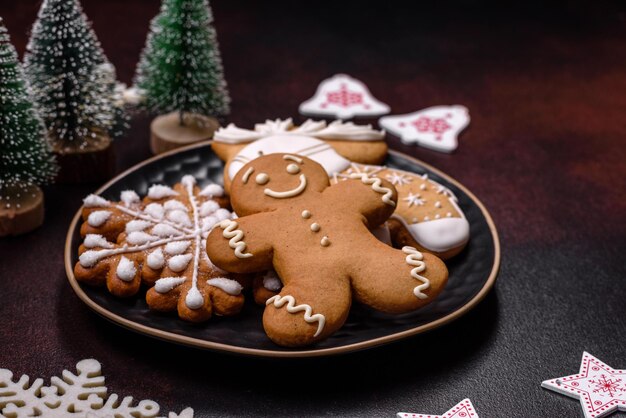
top-left (64, 141), bottom-right (501, 358)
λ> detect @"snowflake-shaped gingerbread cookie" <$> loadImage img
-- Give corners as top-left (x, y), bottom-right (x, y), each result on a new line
top-left (74, 175), bottom-right (245, 322)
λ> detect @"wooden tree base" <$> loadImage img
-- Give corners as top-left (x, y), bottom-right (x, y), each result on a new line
top-left (53, 134), bottom-right (116, 184)
top-left (0, 183), bottom-right (44, 237)
top-left (150, 112), bottom-right (220, 155)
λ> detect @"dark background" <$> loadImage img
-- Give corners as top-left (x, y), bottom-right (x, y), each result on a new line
top-left (1, 1), bottom-right (625, 417)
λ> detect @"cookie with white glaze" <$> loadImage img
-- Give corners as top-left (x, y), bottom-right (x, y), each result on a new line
top-left (74, 176), bottom-right (245, 322)
top-left (332, 164), bottom-right (470, 259)
top-left (211, 118), bottom-right (387, 192)
top-left (205, 154), bottom-right (448, 347)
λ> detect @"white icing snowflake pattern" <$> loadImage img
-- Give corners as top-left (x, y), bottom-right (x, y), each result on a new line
top-left (78, 175), bottom-right (238, 313)
top-left (0, 359), bottom-right (193, 418)
top-left (403, 192), bottom-right (426, 207)
top-left (385, 171), bottom-right (413, 186)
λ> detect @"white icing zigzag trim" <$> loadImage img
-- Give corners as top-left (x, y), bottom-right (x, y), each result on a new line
top-left (348, 172), bottom-right (396, 207)
top-left (213, 118), bottom-right (384, 144)
top-left (219, 219), bottom-right (253, 258)
top-left (266, 295), bottom-right (326, 337)
top-left (402, 246), bottom-right (430, 299)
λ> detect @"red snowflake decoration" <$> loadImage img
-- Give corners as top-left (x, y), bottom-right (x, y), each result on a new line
top-left (323, 83), bottom-right (367, 108)
top-left (590, 375), bottom-right (625, 398)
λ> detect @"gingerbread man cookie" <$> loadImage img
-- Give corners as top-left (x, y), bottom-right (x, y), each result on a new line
top-left (74, 176), bottom-right (245, 322)
top-left (333, 164), bottom-right (470, 259)
top-left (205, 154), bottom-right (448, 347)
top-left (212, 118), bottom-right (387, 191)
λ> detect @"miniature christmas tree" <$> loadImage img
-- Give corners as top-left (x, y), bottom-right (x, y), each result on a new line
top-left (134, 0), bottom-right (230, 153)
top-left (0, 18), bottom-right (58, 236)
top-left (23, 0), bottom-right (127, 182)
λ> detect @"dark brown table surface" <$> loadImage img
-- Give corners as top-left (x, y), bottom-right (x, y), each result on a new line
top-left (1, 1), bottom-right (625, 417)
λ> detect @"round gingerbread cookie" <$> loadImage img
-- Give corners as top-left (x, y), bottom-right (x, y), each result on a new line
top-left (332, 163), bottom-right (470, 259)
top-left (205, 153), bottom-right (448, 347)
top-left (74, 176), bottom-right (245, 323)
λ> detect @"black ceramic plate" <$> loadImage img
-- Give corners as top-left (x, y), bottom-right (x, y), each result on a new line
top-left (64, 143), bottom-right (500, 358)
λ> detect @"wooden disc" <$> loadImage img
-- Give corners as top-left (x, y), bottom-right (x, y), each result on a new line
top-left (0, 183), bottom-right (44, 236)
top-left (150, 112), bottom-right (220, 155)
top-left (52, 134), bottom-right (116, 184)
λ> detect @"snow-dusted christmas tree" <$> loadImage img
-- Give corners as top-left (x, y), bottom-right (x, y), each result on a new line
top-left (134, 0), bottom-right (230, 153)
top-left (0, 17), bottom-right (58, 236)
top-left (23, 0), bottom-right (127, 182)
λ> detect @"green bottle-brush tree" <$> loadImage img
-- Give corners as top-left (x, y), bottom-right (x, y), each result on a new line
top-left (0, 17), bottom-right (57, 200)
top-left (134, 0), bottom-right (230, 125)
top-left (23, 0), bottom-right (128, 150)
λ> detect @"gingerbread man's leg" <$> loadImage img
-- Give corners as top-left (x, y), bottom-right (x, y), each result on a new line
top-left (350, 241), bottom-right (448, 314)
top-left (263, 271), bottom-right (351, 347)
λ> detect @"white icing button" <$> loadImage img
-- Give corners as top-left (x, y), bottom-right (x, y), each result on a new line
top-left (286, 163), bottom-right (300, 174)
top-left (302, 210), bottom-right (311, 219)
top-left (185, 286), bottom-right (204, 309)
top-left (147, 249), bottom-right (165, 270)
top-left (255, 173), bottom-right (269, 185)
top-left (168, 254), bottom-right (193, 272)
top-left (435, 201), bottom-right (442, 208)
top-left (164, 241), bottom-right (191, 255)
top-left (435, 214), bottom-right (441, 219)
top-left (424, 216), bottom-right (430, 221)
top-left (116, 256), bottom-right (136, 282)
top-left (420, 184), bottom-right (427, 190)
top-left (87, 210), bottom-right (111, 227)
top-left (154, 277), bottom-right (185, 292)
top-left (310, 223), bottom-right (321, 232)
top-left (412, 217), bottom-right (418, 223)
top-left (320, 236), bottom-right (330, 247)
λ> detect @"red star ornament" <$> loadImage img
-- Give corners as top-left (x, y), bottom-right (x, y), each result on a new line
top-left (542, 352), bottom-right (626, 418)
top-left (397, 399), bottom-right (479, 418)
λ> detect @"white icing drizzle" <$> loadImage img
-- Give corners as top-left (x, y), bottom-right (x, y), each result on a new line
top-left (242, 167), bottom-right (255, 184)
top-left (87, 210), bottom-right (112, 227)
top-left (83, 234), bottom-right (113, 249)
top-left (348, 173), bottom-right (396, 207)
top-left (207, 277), bottom-right (243, 295)
top-left (266, 295), bottom-right (326, 337)
top-left (125, 219), bottom-right (152, 233)
top-left (120, 190), bottom-right (140, 206)
top-left (301, 210), bottom-right (311, 219)
top-left (83, 194), bottom-right (110, 208)
top-left (310, 223), bottom-right (321, 232)
top-left (147, 248), bottom-right (165, 270)
top-left (213, 118), bottom-right (384, 144)
top-left (283, 154), bottom-right (303, 163)
top-left (219, 220), bottom-right (253, 258)
top-left (116, 256), bottom-right (136, 282)
top-left (154, 277), bottom-right (186, 293)
top-left (199, 184), bottom-right (224, 198)
top-left (148, 184), bottom-right (178, 200)
top-left (163, 199), bottom-right (188, 212)
top-left (165, 241), bottom-right (191, 255)
top-left (402, 246), bottom-right (430, 299)
top-left (185, 178), bottom-right (204, 310)
top-left (264, 174), bottom-right (307, 198)
top-left (320, 236), bottom-right (331, 247)
top-left (255, 173), bottom-right (269, 185)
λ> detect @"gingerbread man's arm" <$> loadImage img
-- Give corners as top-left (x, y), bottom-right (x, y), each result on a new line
top-left (323, 174), bottom-right (397, 228)
top-left (206, 212), bottom-right (274, 274)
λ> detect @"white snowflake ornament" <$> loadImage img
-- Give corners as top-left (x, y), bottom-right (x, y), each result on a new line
top-left (397, 399), bottom-right (479, 418)
top-left (0, 359), bottom-right (193, 418)
top-left (299, 74), bottom-right (390, 119)
top-left (379, 105), bottom-right (470, 153)
top-left (542, 352), bottom-right (626, 418)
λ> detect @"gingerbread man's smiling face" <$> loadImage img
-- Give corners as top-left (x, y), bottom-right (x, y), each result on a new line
top-left (230, 153), bottom-right (330, 216)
